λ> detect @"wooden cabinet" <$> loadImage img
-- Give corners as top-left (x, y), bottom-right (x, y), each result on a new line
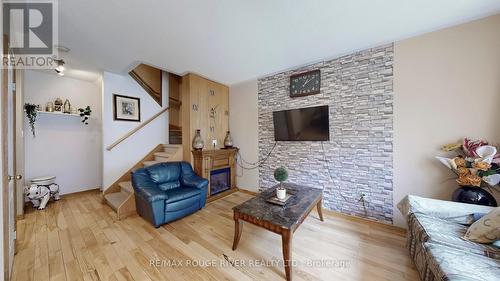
top-left (192, 149), bottom-right (237, 200)
top-left (181, 74), bottom-right (229, 163)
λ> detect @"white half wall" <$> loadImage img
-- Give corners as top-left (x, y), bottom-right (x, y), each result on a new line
top-left (102, 71), bottom-right (168, 190)
top-left (393, 14), bottom-right (500, 226)
top-left (24, 70), bottom-right (103, 195)
top-left (229, 80), bottom-right (259, 191)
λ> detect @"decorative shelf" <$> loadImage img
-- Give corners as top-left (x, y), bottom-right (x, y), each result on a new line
top-left (37, 111), bottom-right (80, 117)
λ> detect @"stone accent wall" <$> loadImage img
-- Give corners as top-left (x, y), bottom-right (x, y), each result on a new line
top-left (258, 44), bottom-right (394, 223)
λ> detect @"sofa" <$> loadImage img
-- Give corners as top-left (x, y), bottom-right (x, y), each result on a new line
top-left (131, 161), bottom-right (209, 227)
top-left (398, 195), bottom-right (500, 281)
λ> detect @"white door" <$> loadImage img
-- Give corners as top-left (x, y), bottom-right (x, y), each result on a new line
top-left (3, 47), bottom-right (17, 280)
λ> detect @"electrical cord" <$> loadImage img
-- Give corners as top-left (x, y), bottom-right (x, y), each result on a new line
top-left (236, 142), bottom-right (277, 170)
top-left (236, 141), bottom-right (367, 215)
top-left (321, 141), bottom-right (354, 203)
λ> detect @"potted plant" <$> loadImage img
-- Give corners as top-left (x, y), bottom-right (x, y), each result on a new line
top-left (274, 166), bottom-right (289, 200)
top-left (24, 103), bottom-right (38, 137)
top-left (78, 106), bottom-right (92, 125)
top-left (436, 138), bottom-right (500, 206)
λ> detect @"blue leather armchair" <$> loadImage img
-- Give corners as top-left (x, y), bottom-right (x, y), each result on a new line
top-left (131, 161), bottom-right (209, 227)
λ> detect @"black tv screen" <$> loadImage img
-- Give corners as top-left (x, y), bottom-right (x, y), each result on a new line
top-left (273, 105), bottom-right (329, 141)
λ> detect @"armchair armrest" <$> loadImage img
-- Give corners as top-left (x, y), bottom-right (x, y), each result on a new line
top-left (132, 169), bottom-right (168, 202)
top-left (180, 161), bottom-right (209, 189)
top-left (135, 187), bottom-right (168, 203)
top-left (131, 168), bottom-right (168, 227)
top-left (182, 175), bottom-right (209, 189)
top-left (398, 195), bottom-right (493, 224)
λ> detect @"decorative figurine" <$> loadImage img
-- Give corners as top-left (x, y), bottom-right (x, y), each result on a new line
top-left (63, 99), bottom-right (71, 113)
top-left (24, 183), bottom-right (60, 210)
top-left (54, 98), bottom-right (63, 112)
top-left (46, 101), bottom-right (54, 112)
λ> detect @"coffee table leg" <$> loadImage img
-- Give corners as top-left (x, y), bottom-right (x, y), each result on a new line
top-left (232, 215), bottom-right (243, 250)
top-left (281, 229), bottom-right (292, 281)
top-left (317, 199), bottom-right (324, 222)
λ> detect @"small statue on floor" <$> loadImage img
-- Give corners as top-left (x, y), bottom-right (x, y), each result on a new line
top-left (24, 183), bottom-right (60, 210)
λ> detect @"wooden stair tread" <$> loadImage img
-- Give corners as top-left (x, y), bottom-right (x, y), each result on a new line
top-left (104, 191), bottom-right (129, 211)
top-left (163, 144), bottom-right (181, 149)
top-left (118, 181), bottom-right (134, 193)
top-left (154, 152), bottom-right (174, 158)
top-left (143, 160), bottom-right (163, 166)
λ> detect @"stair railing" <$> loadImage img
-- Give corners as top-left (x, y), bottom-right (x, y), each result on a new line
top-left (106, 107), bottom-right (169, 151)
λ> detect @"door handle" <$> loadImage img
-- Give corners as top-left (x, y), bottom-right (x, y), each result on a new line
top-left (7, 175), bottom-right (22, 182)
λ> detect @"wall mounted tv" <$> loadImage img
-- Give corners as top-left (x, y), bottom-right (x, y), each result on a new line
top-left (273, 105), bottom-right (330, 141)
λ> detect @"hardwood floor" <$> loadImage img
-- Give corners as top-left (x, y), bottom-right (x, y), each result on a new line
top-left (12, 190), bottom-right (419, 281)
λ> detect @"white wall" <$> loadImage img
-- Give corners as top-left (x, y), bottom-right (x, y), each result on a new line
top-left (393, 14), bottom-right (500, 226)
top-left (24, 70), bottom-right (103, 195)
top-left (228, 14), bottom-right (500, 227)
top-left (229, 80), bottom-right (259, 191)
top-left (102, 71), bottom-right (168, 190)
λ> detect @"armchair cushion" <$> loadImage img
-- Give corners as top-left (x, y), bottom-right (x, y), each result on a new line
top-left (165, 187), bottom-right (201, 203)
top-left (158, 181), bottom-right (181, 191)
top-left (148, 162), bottom-right (181, 187)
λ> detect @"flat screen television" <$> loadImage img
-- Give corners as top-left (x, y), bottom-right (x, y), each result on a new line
top-left (273, 105), bottom-right (329, 141)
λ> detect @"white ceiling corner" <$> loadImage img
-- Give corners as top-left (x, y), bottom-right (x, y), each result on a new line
top-left (58, 0), bottom-right (500, 85)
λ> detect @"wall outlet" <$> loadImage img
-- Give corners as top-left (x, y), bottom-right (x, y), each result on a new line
top-left (358, 194), bottom-right (366, 202)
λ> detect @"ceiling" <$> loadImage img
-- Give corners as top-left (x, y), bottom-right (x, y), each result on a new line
top-left (58, 0), bottom-right (500, 85)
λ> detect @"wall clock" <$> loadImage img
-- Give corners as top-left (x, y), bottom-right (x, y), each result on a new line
top-left (289, 69), bottom-right (321, 97)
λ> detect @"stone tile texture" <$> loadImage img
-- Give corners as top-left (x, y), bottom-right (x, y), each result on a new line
top-left (257, 44), bottom-right (394, 223)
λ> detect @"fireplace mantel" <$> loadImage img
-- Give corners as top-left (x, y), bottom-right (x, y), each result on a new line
top-left (192, 148), bottom-right (238, 201)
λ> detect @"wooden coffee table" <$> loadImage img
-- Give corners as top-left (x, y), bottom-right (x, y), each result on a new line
top-left (232, 183), bottom-right (323, 281)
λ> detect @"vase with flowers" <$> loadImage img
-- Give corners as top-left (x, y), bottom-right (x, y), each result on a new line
top-left (436, 138), bottom-right (500, 206)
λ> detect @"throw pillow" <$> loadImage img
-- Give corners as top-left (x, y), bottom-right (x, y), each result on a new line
top-left (463, 207), bottom-right (500, 243)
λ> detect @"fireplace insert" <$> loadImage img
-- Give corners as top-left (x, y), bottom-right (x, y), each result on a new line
top-left (210, 168), bottom-right (231, 196)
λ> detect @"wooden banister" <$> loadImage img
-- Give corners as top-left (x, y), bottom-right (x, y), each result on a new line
top-left (106, 107), bottom-right (169, 151)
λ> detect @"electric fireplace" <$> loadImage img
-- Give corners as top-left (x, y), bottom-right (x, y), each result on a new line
top-left (192, 148), bottom-right (237, 200)
top-left (210, 168), bottom-right (231, 196)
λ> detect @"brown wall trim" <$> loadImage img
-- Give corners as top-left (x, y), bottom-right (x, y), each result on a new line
top-left (59, 187), bottom-right (101, 198)
top-left (236, 188), bottom-right (259, 196)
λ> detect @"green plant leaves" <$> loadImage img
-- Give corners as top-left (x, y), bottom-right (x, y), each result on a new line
top-left (78, 106), bottom-right (92, 125)
top-left (24, 103), bottom-right (38, 137)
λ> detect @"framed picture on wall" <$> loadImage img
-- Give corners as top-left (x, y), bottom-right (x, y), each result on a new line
top-left (113, 94), bottom-right (141, 122)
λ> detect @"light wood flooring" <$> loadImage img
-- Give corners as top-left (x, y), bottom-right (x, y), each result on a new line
top-left (12, 190), bottom-right (419, 281)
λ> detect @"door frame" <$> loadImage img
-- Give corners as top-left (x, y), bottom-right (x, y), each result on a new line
top-left (2, 33), bottom-right (19, 281)
top-left (14, 69), bottom-right (24, 222)
top-left (2, 34), bottom-right (10, 281)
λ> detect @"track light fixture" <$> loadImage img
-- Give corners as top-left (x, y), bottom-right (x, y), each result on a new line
top-left (55, 59), bottom-right (65, 76)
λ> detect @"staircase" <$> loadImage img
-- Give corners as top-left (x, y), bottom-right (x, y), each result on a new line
top-left (169, 124), bottom-right (182, 144)
top-left (103, 144), bottom-right (183, 219)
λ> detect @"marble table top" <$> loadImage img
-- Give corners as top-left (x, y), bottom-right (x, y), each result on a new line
top-left (233, 183), bottom-right (322, 230)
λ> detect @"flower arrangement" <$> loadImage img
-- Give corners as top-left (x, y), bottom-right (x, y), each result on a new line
top-left (436, 138), bottom-right (500, 188)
